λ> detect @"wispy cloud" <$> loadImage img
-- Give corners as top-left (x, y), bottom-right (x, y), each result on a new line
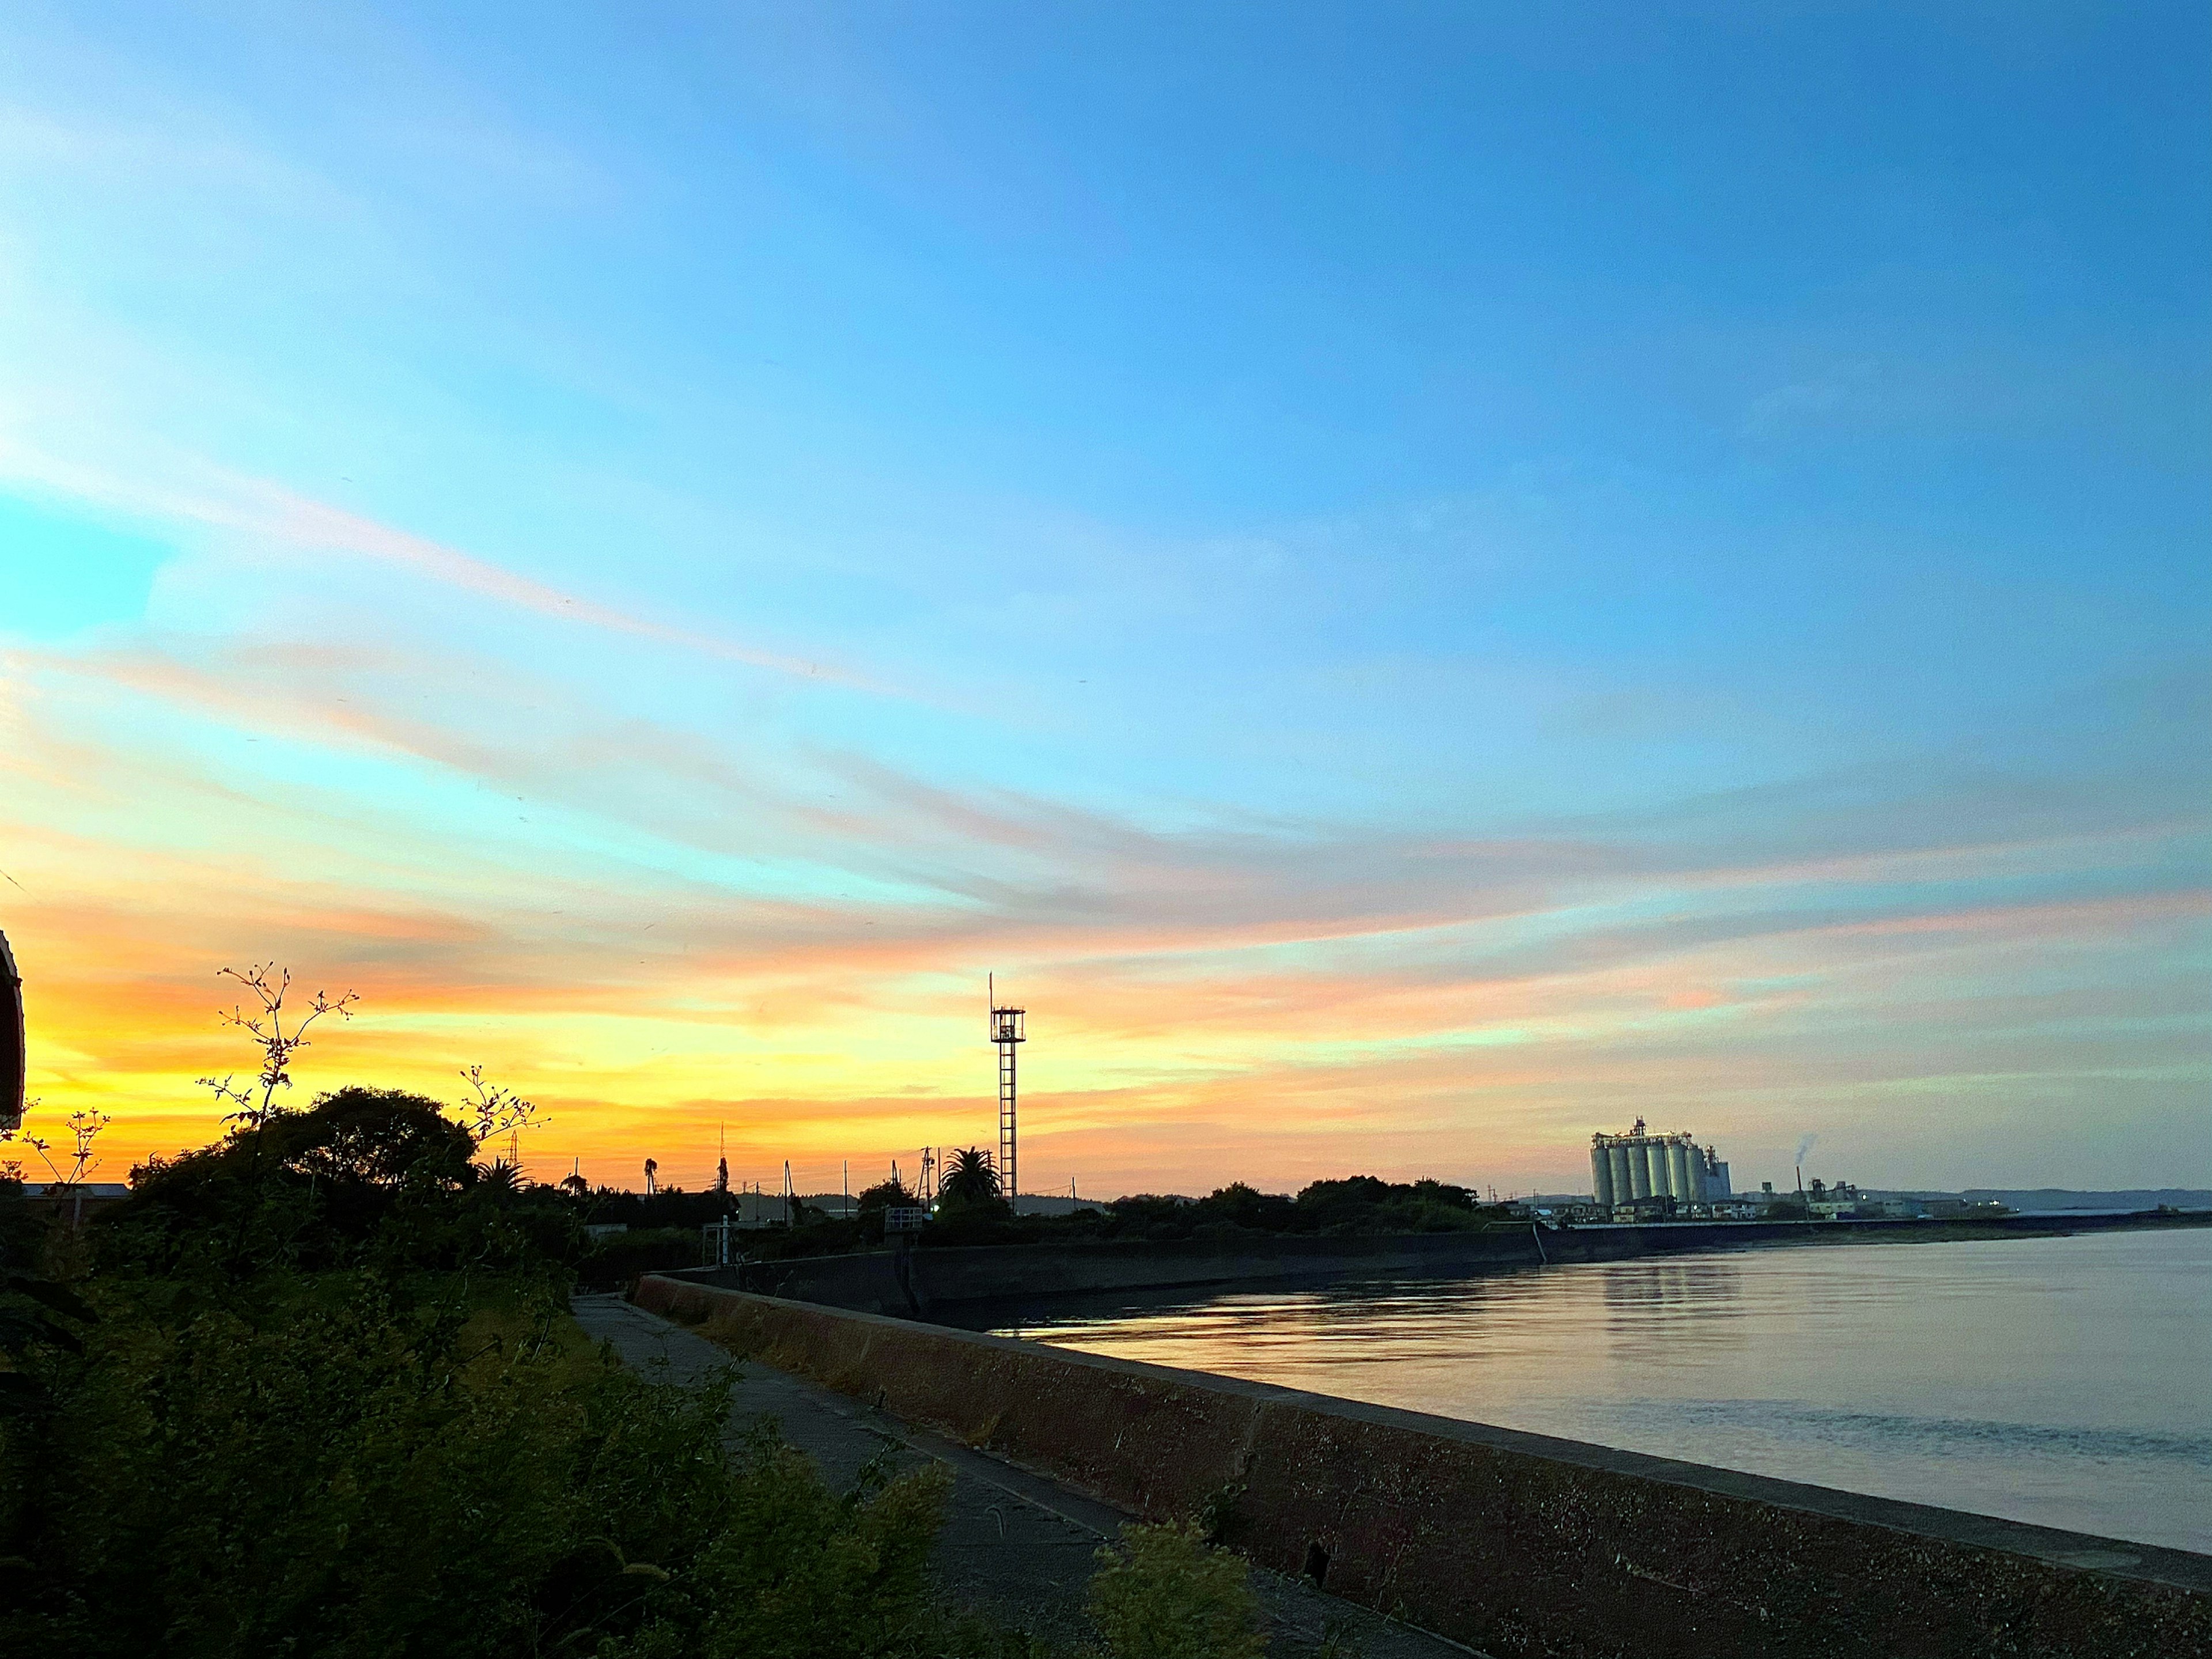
top-left (2, 1), bottom-right (2204, 1204)
top-left (6, 596), bottom-right (2203, 1193)
top-left (0, 437), bottom-right (907, 696)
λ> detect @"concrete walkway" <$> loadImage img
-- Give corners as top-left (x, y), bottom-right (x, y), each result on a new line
top-left (572, 1293), bottom-right (1482, 1659)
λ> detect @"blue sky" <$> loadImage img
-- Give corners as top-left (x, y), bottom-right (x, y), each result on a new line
top-left (1, 3), bottom-right (2206, 1193)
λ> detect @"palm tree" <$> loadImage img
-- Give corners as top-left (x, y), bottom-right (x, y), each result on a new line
top-left (940, 1146), bottom-right (1000, 1207)
top-left (476, 1159), bottom-right (525, 1201)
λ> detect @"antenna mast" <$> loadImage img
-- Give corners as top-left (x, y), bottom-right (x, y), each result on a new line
top-left (987, 973), bottom-right (1026, 1210)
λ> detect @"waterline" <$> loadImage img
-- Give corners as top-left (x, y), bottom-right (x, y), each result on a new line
top-left (995, 1228), bottom-right (2212, 1554)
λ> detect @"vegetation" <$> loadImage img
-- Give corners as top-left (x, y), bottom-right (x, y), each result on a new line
top-left (1, 1077), bottom-right (970, 1657)
top-left (913, 1173), bottom-right (1510, 1251)
top-left (577, 1224), bottom-right (712, 1290)
top-left (1090, 1522), bottom-right (1266, 1659)
top-left (0, 965), bottom-right (1276, 1659)
top-left (1113, 1177), bottom-right (1502, 1240)
top-left (938, 1147), bottom-right (1005, 1212)
top-left (644, 1172), bottom-right (1518, 1266)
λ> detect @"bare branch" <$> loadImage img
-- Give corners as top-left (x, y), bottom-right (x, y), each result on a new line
top-left (0, 1097), bottom-right (106, 1187)
top-left (201, 966), bottom-right (360, 1130)
top-left (457, 1065), bottom-right (540, 1150)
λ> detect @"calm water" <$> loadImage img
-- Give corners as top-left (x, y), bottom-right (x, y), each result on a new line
top-left (992, 1228), bottom-right (2212, 1554)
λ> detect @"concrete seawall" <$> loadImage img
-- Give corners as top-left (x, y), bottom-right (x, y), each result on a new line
top-left (635, 1274), bottom-right (2212, 1659)
top-left (676, 1228), bottom-right (1545, 1315)
top-left (661, 1211), bottom-right (2209, 1318)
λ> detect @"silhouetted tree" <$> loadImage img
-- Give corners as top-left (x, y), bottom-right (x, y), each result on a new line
top-left (938, 1147), bottom-right (1002, 1211)
top-left (854, 1179), bottom-right (915, 1214)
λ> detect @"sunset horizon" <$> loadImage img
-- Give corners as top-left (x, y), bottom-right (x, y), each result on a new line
top-left (4, 4), bottom-right (2205, 1202)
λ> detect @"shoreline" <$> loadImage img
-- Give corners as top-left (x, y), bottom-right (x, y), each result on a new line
top-left (637, 1272), bottom-right (2212, 1658)
top-left (665, 1206), bottom-right (2212, 1320)
top-left (1582, 1208), bottom-right (2212, 1252)
top-left (983, 1224), bottom-right (2212, 1560)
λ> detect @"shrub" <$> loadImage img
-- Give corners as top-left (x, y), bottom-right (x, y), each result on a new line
top-left (601, 1437), bottom-right (955, 1659)
top-left (577, 1225), bottom-right (704, 1289)
top-left (1088, 1521), bottom-right (1265, 1659)
top-left (99, 1088), bottom-right (581, 1282)
top-left (0, 1271), bottom-right (952, 1659)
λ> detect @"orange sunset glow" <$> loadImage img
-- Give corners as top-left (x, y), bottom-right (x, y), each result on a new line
top-left (3, 3), bottom-right (2205, 1202)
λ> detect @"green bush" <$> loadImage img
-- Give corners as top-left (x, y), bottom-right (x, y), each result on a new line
top-left (577, 1225), bottom-right (703, 1289)
top-left (0, 1270), bottom-right (952, 1658)
top-left (6, 1073), bottom-right (1315, 1659)
top-left (100, 1088), bottom-right (582, 1283)
top-left (1088, 1521), bottom-right (1265, 1659)
top-left (599, 1434), bottom-right (955, 1659)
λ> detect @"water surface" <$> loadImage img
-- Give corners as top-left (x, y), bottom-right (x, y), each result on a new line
top-left (993, 1228), bottom-right (2212, 1554)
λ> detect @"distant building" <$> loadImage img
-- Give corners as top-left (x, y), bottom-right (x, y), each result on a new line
top-left (1805, 1179), bottom-right (1879, 1219)
top-left (1590, 1120), bottom-right (1730, 1210)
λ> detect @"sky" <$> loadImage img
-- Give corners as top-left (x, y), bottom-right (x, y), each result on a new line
top-left (1, 2), bottom-right (2206, 1199)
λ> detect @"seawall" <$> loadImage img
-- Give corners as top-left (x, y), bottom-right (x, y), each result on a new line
top-left (676, 1228), bottom-right (1542, 1315)
top-left (635, 1274), bottom-right (2211, 1659)
top-left (660, 1210), bottom-right (2210, 1317)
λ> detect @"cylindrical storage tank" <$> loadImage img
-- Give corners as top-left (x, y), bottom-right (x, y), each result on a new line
top-left (1627, 1140), bottom-right (1652, 1200)
top-left (1668, 1139), bottom-right (1694, 1202)
top-left (1591, 1141), bottom-right (1615, 1209)
top-left (1608, 1143), bottom-right (1633, 1207)
top-left (1708, 1156), bottom-right (1731, 1198)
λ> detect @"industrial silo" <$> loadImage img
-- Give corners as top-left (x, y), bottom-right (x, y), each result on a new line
top-left (1627, 1140), bottom-right (1652, 1200)
top-left (1668, 1139), bottom-right (1696, 1202)
top-left (1608, 1142), bottom-right (1633, 1205)
top-left (1590, 1137), bottom-right (1615, 1209)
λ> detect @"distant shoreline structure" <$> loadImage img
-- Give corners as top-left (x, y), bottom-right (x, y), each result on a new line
top-left (1522, 1186), bottom-right (2212, 1215)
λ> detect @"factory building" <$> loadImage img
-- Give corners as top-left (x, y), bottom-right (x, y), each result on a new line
top-left (1589, 1119), bottom-right (1730, 1211)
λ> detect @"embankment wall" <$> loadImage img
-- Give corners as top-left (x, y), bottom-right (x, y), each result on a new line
top-left (634, 1274), bottom-right (2212, 1659)
top-left (663, 1211), bottom-right (2207, 1317)
top-left (677, 1228), bottom-right (1544, 1314)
